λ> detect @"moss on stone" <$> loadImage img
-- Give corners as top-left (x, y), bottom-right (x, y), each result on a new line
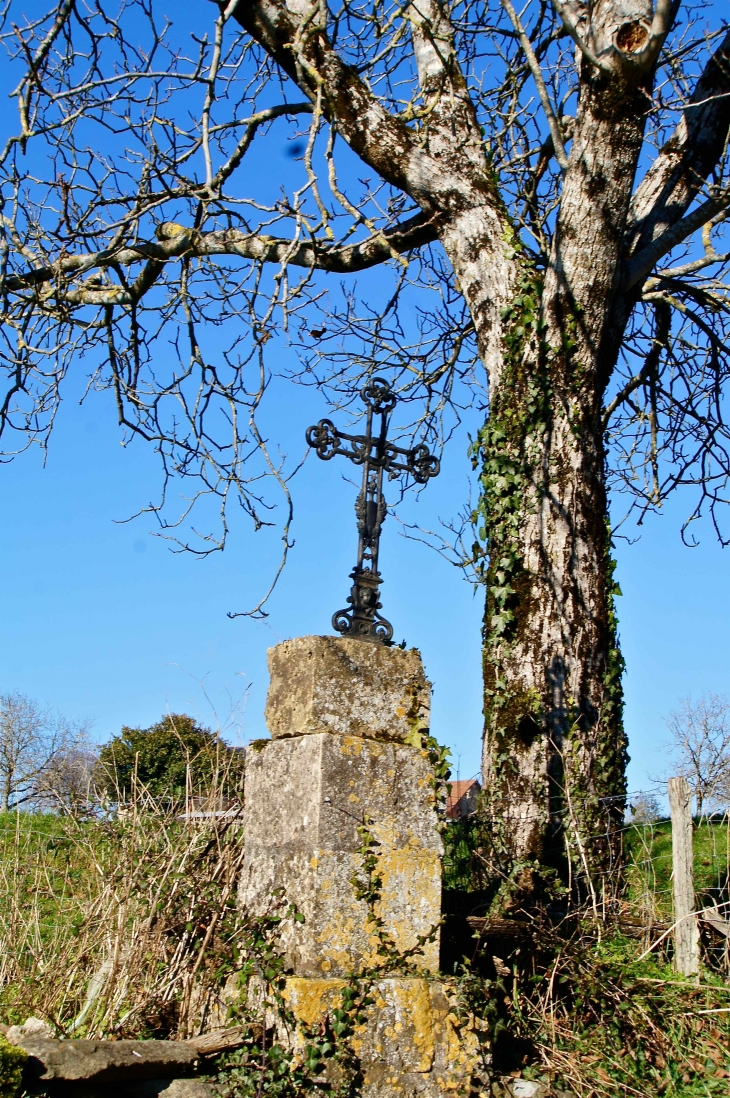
top-left (0, 1037), bottom-right (27, 1098)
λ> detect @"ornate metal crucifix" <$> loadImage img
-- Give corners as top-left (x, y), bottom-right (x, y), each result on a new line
top-left (306, 378), bottom-right (440, 643)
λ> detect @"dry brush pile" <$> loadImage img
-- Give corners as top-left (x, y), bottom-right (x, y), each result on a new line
top-left (0, 786), bottom-right (245, 1040)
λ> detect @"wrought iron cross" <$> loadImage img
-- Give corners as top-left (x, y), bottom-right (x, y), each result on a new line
top-left (306, 378), bottom-right (440, 643)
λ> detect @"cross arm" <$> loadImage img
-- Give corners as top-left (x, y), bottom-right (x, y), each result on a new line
top-left (306, 420), bottom-right (440, 482)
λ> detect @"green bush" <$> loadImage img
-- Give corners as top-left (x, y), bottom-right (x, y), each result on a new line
top-left (0, 1037), bottom-right (26, 1098)
top-left (96, 714), bottom-right (244, 800)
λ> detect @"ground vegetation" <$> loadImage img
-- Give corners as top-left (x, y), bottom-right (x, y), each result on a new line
top-left (4, 797), bottom-right (730, 1096)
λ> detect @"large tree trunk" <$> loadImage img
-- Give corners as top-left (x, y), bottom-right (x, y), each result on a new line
top-left (476, 322), bottom-right (627, 891)
top-left (459, 65), bottom-right (652, 895)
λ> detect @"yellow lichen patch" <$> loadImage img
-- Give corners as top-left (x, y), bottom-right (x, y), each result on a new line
top-left (430, 981), bottom-right (484, 1089)
top-left (374, 850), bottom-right (442, 971)
top-left (339, 735), bottom-right (370, 757)
top-left (282, 977), bottom-right (346, 1027)
top-left (394, 979), bottom-right (435, 1072)
top-left (314, 907), bottom-right (362, 970)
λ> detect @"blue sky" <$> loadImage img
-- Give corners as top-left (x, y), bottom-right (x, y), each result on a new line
top-left (1, 352), bottom-right (729, 799)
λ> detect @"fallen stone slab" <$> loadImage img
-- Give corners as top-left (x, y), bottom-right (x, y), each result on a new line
top-left (117, 1078), bottom-right (217, 1098)
top-left (15, 1039), bottom-right (199, 1084)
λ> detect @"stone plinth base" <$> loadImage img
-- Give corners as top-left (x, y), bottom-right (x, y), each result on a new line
top-left (281, 976), bottom-right (487, 1097)
top-left (240, 637), bottom-right (461, 1095)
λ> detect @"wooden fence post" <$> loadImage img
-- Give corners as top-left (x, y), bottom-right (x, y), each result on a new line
top-left (668, 776), bottom-right (699, 977)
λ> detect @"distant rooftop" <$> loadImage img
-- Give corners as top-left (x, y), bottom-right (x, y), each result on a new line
top-left (446, 777), bottom-right (481, 820)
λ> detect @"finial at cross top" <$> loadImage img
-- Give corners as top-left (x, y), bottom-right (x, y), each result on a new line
top-left (305, 378), bottom-right (440, 644)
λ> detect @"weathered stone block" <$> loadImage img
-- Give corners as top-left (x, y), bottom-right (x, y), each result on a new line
top-left (121, 1081), bottom-right (217, 1098)
top-left (14, 1039), bottom-right (199, 1084)
top-left (280, 976), bottom-right (487, 1098)
top-left (240, 733), bottom-right (442, 975)
top-left (264, 636), bottom-right (430, 742)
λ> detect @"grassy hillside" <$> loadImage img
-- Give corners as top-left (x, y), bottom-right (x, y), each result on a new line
top-left (624, 817), bottom-right (730, 920)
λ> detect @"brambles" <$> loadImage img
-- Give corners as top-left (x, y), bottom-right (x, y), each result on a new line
top-left (441, 806), bottom-right (730, 1094)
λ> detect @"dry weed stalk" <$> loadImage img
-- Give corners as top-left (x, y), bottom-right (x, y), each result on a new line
top-left (0, 773), bottom-right (245, 1039)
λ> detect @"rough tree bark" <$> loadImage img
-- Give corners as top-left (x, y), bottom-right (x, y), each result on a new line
top-left (476, 20), bottom-right (730, 886)
top-left (477, 58), bottom-right (655, 882)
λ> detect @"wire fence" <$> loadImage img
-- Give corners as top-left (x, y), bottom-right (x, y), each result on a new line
top-left (442, 785), bottom-right (730, 965)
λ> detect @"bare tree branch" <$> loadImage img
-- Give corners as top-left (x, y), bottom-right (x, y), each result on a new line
top-left (624, 190), bottom-right (730, 290)
top-left (550, 0), bottom-right (607, 72)
top-left (603, 300), bottom-right (671, 427)
top-left (628, 27), bottom-right (730, 252)
top-left (503, 0), bottom-right (569, 171)
top-left (230, 0), bottom-right (437, 207)
top-left (3, 213), bottom-right (439, 303)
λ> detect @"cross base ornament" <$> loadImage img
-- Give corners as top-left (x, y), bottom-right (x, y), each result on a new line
top-left (306, 378), bottom-right (440, 644)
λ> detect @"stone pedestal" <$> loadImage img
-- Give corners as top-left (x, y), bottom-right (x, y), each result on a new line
top-left (241, 731), bottom-right (441, 974)
top-left (240, 636), bottom-right (484, 1096)
top-left (283, 976), bottom-right (486, 1098)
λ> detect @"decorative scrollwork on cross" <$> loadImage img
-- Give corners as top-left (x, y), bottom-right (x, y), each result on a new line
top-left (305, 377), bottom-right (440, 644)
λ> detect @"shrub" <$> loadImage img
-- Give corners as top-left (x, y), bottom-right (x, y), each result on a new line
top-left (96, 714), bottom-right (244, 802)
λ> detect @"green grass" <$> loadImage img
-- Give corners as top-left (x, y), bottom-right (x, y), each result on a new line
top-left (624, 817), bottom-right (730, 919)
top-left (0, 811), bottom-right (108, 959)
